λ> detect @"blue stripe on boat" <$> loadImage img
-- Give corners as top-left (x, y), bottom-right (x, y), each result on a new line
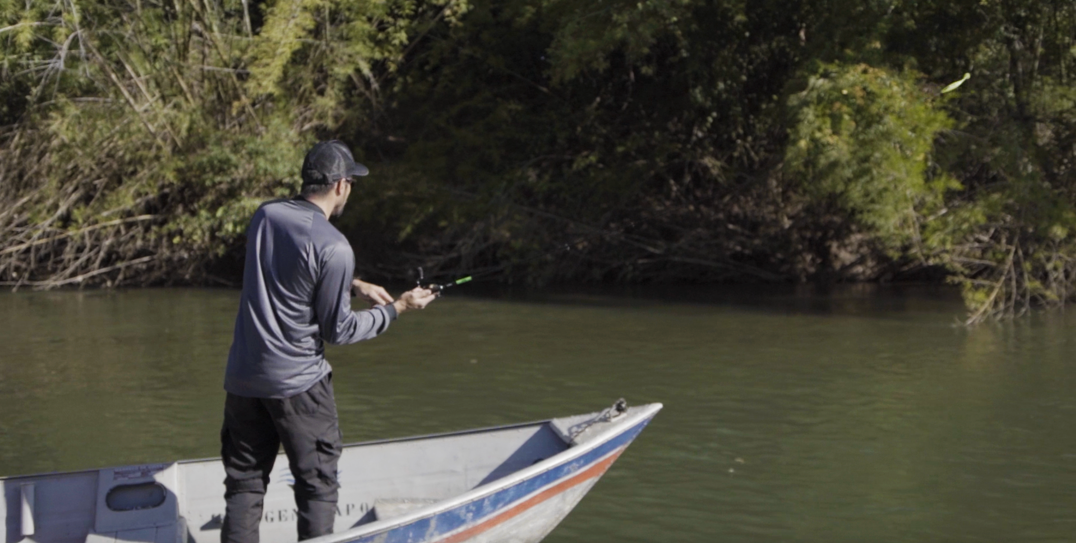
top-left (346, 416), bottom-right (654, 543)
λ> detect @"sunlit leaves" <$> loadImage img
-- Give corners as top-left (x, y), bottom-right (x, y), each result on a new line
top-left (246, 0), bottom-right (327, 97)
top-left (0, 0), bottom-right (469, 286)
top-left (786, 63), bottom-right (953, 249)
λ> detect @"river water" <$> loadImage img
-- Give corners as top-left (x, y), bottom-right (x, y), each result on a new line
top-left (1, 286), bottom-right (1074, 542)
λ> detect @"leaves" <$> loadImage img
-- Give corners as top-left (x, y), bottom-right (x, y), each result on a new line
top-left (785, 63), bottom-right (953, 249)
top-left (0, 0), bottom-right (466, 287)
top-left (246, 0), bottom-right (327, 97)
top-left (1, 0), bottom-right (1075, 322)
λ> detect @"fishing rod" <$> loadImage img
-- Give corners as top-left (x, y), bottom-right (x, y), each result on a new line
top-left (413, 243), bottom-right (572, 294)
top-left (415, 266), bottom-right (472, 293)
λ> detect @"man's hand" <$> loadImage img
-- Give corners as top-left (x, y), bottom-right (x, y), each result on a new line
top-left (352, 279), bottom-right (394, 307)
top-left (392, 287), bottom-right (438, 315)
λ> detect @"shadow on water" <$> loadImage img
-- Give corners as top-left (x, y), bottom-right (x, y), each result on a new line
top-left (445, 282), bottom-right (965, 320)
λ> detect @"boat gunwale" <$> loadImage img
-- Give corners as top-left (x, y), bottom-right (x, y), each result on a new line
top-left (0, 419), bottom-right (552, 482)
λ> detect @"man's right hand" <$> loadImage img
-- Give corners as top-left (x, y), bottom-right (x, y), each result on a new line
top-left (393, 287), bottom-right (438, 315)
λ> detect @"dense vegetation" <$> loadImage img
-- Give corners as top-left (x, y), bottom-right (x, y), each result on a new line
top-left (2, 0), bottom-right (1074, 322)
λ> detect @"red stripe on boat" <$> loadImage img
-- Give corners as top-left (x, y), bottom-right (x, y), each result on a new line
top-left (438, 448), bottom-right (626, 543)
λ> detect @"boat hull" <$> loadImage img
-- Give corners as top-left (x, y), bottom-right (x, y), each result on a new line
top-left (340, 419), bottom-right (649, 543)
top-left (2, 403), bottom-right (661, 543)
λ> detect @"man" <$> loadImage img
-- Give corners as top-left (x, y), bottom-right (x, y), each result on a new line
top-left (220, 140), bottom-right (436, 543)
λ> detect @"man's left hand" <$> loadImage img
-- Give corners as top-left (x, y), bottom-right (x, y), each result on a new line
top-left (352, 279), bottom-right (394, 306)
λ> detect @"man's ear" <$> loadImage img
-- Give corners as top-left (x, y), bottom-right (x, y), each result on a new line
top-left (335, 179), bottom-right (347, 196)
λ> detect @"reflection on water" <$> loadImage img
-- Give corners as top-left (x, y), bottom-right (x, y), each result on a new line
top-left (1, 286), bottom-right (1074, 543)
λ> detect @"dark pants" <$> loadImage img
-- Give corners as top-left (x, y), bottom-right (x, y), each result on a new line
top-left (220, 374), bottom-right (342, 543)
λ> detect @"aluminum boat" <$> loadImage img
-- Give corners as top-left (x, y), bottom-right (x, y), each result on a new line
top-left (2, 400), bottom-right (661, 543)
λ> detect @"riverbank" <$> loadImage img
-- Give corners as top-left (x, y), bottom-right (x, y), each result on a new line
top-left (3, 1), bottom-right (1075, 323)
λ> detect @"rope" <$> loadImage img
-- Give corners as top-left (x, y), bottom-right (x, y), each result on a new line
top-left (567, 398), bottom-right (628, 440)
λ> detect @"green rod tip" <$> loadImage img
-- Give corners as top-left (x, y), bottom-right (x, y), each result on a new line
top-left (456, 276), bottom-right (473, 284)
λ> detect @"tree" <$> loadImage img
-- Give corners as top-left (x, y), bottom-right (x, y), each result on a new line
top-left (0, 0), bottom-right (468, 287)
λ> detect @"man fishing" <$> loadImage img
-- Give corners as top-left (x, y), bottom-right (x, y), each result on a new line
top-left (220, 140), bottom-right (437, 543)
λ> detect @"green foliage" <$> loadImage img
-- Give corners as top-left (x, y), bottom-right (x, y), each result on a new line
top-left (785, 63), bottom-right (955, 249)
top-left (247, 0), bottom-right (329, 96)
top-left (0, 0), bottom-right (467, 286)
top-left (880, 0), bottom-right (1076, 321)
top-left (369, 0), bottom-right (816, 283)
top-left (540, 0), bottom-right (692, 83)
top-left (2, 0), bottom-right (1075, 322)
top-left (164, 117), bottom-right (306, 256)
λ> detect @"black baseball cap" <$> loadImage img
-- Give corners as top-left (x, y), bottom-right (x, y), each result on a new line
top-left (301, 140), bottom-right (369, 186)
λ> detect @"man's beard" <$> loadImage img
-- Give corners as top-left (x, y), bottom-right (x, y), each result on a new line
top-left (331, 201), bottom-right (346, 217)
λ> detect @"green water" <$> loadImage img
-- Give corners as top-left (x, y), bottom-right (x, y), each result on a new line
top-left (1, 286), bottom-right (1074, 542)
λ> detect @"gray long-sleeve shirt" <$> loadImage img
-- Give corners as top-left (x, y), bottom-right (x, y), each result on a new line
top-left (224, 198), bottom-right (397, 398)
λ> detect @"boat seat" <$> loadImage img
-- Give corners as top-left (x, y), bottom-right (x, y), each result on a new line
top-left (86, 463), bottom-right (181, 543)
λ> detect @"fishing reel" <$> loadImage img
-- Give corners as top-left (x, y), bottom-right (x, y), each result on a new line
top-left (414, 267), bottom-right (472, 293)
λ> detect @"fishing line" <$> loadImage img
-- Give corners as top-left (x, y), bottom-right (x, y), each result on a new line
top-left (413, 243), bottom-right (573, 293)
